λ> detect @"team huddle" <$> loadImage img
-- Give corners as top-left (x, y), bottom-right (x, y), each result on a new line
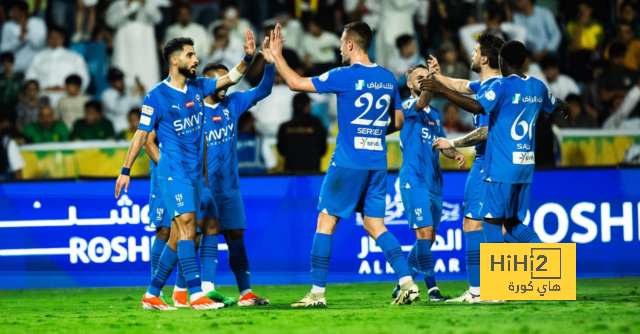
top-left (114, 20), bottom-right (569, 310)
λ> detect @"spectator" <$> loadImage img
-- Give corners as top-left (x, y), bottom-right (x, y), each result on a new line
top-left (202, 24), bottom-right (245, 70)
top-left (163, 4), bottom-right (210, 61)
top-left (582, 60), bottom-right (607, 123)
top-left (71, 0), bottom-right (97, 43)
top-left (119, 108), bottom-right (141, 140)
top-left (15, 80), bottom-right (50, 132)
top-left (190, 0), bottom-right (220, 27)
top-left (442, 104), bottom-right (473, 133)
top-left (598, 43), bottom-right (640, 109)
top-left (524, 50), bottom-right (548, 87)
top-left (604, 22), bottom-right (640, 71)
top-left (512, 0), bottom-right (561, 62)
top-left (554, 94), bottom-right (599, 128)
top-left (101, 67), bottom-right (144, 133)
top-left (57, 75), bottom-right (91, 130)
top-left (438, 44), bottom-right (468, 80)
top-left (603, 78), bottom-right (640, 130)
top-left (207, 5), bottom-right (253, 49)
top-left (375, 0), bottom-right (418, 68)
top-left (71, 100), bottom-right (115, 140)
top-left (0, 52), bottom-right (23, 109)
top-left (565, 1), bottom-right (604, 82)
top-left (236, 111), bottom-right (277, 175)
top-left (0, 0), bottom-right (46, 73)
top-left (24, 26), bottom-right (90, 109)
top-left (0, 113), bottom-right (25, 180)
top-left (253, 70), bottom-right (297, 137)
top-left (23, 105), bottom-right (69, 143)
top-left (301, 15), bottom-right (341, 76)
top-left (273, 12), bottom-right (304, 55)
top-left (618, 1), bottom-right (640, 39)
top-left (388, 35), bottom-right (426, 82)
top-left (106, 0), bottom-right (161, 92)
top-left (540, 55), bottom-right (581, 100)
top-left (344, 0), bottom-right (381, 33)
top-left (277, 93), bottom-right (327, 172)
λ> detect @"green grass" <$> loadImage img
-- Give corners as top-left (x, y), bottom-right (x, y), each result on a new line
top-left (1, 278), bottom-right (639, 334)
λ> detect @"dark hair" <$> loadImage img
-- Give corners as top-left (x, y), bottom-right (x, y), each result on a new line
top-left (213, 24), bottom-right (227, 37)
top-left (609, 43), bottom-right (627, 58)
top-left (302, 14), bottom-right (320, 31)
top-left (65, 74), bottom-right (82, 86)
top-left (0, 52), bottom-right (14, 64)
top-left (478, 33), bottom-right (505, 69)
top-left (406, 63), bottom-right (427, 79)
top-left (539, 55), bottom-right (559, 69)
top-left (128, 108), bottom-right (141, 118)
top-left (12, 0), bottom-right (29, 13)
top-left (343, 22), bottom-right (373, 52)
top-left (85, 100), bottom-right (102, 113)
top-left (176, 3), bottom-right (192, 14)
top-left (23, 79), bottom-right (39, 91)
top-left (293, 93), bottom-right (311, 117)
top-left (499, 40), bottom-right (527, 67)
top-left (107, 67), bottom-right (124, 82)
top-left (202, 62), bottom-right (229, 76)
top-left (565, 94), bottom-right (581, 105)
top-left (238, 110), bottom-right (254, 131)
top-left (163, 37), bottom-right (194, 63)
top-left (48, 25), bottom-right (67, 38)
top-left (395, 34), bottom-right (414, 50)
top-left (486, 1), bottom-right (505, 21)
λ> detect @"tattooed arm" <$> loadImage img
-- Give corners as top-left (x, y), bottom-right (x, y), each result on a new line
top-left (440, 148), bottom-right (466, 170)
top-left (431, 126), bottom-right (487, 152)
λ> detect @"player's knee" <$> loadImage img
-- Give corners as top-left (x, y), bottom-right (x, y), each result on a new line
top-left (222, 229), bottom-right (244, 241)
top-left (415, 226), bottom-right (434, 240)
top-left (362, 217), bottom-right (386, 239)
top-left (155, 227), bottom-right (170, 242)
top-left (462, 218), bottom-right (483, 233)
top-left (199, 218), bottom-right (220, 235)
top-left (316, 212), bottom-right (339, 234)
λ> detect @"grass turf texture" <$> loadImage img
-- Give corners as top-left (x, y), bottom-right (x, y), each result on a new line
top-left (1, 278), bottom-right (639, 334)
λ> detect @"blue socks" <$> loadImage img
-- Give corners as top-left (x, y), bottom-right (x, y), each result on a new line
top-left (407, 241), bottom-right (420, 279)
top-left (200, 234), bottom-right (219, 283)
top-left (228, 237), bottom-right (251, 293)
top-left (465, 231), bottom-right (482, 289)
top-left (505, 223), bottom-right (542, 243)
top-left (482, 221), bottom-right (504, 243)
top-left (310, 233), bottom-right (333, 288)
top-left (376, 231), bottom-right (411, 279)
top-left (147, 245), bottom-right (178, 296)
top-left (175, 261), bottom-right (187, 289)
top-left (177, 240), bottom-right (203, 297)
top-left (417, 239), bottom-right (436, 289)
top-left (150, 237), bottom-right (166, 278)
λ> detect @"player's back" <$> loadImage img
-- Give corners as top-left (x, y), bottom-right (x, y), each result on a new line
top-left (483, 75), bottom-right (556, 184)
top-left (312, 63), bottom-right (401, 171)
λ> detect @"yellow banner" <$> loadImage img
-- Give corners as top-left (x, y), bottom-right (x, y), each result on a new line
top-left (480, 243), bottom-right (576, 300)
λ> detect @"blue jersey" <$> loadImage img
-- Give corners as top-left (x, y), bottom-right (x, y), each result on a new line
top-left (138, 77), bottom-right (218, 180)
top-left (398, 98), bottom-right (446, 195)
top-left (477, 75), bottom-right (557, 184)
top-left (311, 63), bottom-right (401, 170)
top-left (467, 77), bottom-right (500, 160)
top-left (204, 91), bottom-right (258, 194)
top-left (149, 137), bottom-right (161, 194)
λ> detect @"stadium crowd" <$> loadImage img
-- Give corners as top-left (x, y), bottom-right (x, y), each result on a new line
top-left (0, 0), bottom-right (639, 178)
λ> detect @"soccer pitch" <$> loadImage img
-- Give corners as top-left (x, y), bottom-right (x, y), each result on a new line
top-left (1, 278), bottom-right (639, 334)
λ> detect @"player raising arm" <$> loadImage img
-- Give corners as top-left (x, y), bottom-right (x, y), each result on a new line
top-left (114, 30), bottom-right (257, 311)
top-left (270, 22), bottom-right (419, 307)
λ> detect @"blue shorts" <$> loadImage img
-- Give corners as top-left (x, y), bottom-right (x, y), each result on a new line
top-left (198, 186), bottom-right (219, 221)
top-left (400, 187), bottom-right (442, 231)
top-left (317, 164), bottom-right (387, 218)
top-left (159, 177), bottom-right (203, 219)
top-left (478, 181), bottom-right (531, 222)
top-left (215, 189), bottom-right (247, 230)
top-left (149, 192), bottom-right (171, 229)
top-left (463, 160), bottom-right (484, 220)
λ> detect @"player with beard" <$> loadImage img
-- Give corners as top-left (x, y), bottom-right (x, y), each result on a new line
top-left (115, 31), bottom-right (257, 311)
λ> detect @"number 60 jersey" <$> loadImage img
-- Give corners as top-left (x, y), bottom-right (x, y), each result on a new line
top-left (311, 63), bottom-right (401, 170)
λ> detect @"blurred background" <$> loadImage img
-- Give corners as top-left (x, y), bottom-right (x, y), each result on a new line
top-left (1, 0), bottom-right (640, 180)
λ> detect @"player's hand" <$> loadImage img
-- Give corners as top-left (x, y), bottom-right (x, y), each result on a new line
top-left (420, 78), bottom-right (444, 93)
top-left (454, 152), bottom-right (466, 170)
top-left (432, 137), bottom-right (452, 152)
top-left (427, 55), bottom-right (441, 75)
top-left (260, 36), bottom-right (274, 65)
top-left (115, 174), bottom-right (130, 199)
top-left (243, 28), bottom-right (256, 58)
top-left (269, 23), bottom-right (285, 58)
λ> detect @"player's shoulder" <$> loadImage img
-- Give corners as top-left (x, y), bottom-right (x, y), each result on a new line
top-left (402, 97), bottom-right (417, 110)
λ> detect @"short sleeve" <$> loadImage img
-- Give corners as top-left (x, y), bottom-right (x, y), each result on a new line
top-left (477, 79), bottom-right (506, 114)
top-left (401, 98), bottom-right (418, 118)
top-left (311, 67), bottom-right (352, 94)
top-left (392, 81), bottom-right (402, 111)
top-left (230, 91), bottom-right (256, 117)
top-left (138, 92), bottom-right (160, 132)
top-left (468, 80), bottom-right (481, 93)
top-left (477, 114), bottom-right (490, 127)
top-left (541, 84), bottom-right (558, 115)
